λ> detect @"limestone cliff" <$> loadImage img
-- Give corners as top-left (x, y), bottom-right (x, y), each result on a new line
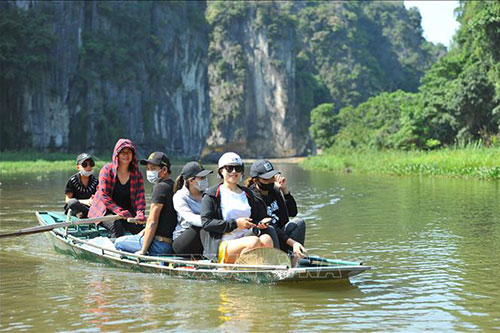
top-left (0, 1), bottom-right (210, 158)
top-left (206, 3), bottom-right (305, 157)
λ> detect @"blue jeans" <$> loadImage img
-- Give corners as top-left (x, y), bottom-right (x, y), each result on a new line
top-left (114, 234), bottom-right (173, 255)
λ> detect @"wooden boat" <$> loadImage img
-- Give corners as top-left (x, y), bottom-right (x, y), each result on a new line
top-left (36, 211), bottom-right (371, 283)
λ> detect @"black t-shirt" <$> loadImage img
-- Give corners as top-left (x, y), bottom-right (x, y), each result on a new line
top-left (262, 190), bottom-right (283, 226)
top-left (65, 173), bottom-right (98, 200)
top-left (112, 179), bottom-right (132, 212)
top-left (151, 179), bottom-right (177, 238)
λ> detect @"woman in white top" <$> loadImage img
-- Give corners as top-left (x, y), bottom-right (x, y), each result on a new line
top-left (172, 161), bottom-right (213, 257)
top-left (200, 152), bottom-right (273, 263)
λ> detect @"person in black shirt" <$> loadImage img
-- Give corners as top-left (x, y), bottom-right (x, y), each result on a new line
top-left (246, 160), bottom-right (307, 257)
top-left (114, 152), bottom-right (177, 255)
top-left (64, 153), bottom-right (98, 218)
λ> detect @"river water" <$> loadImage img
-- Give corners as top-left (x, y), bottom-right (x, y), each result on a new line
top-left (0, 164), bottom-right (499, 331)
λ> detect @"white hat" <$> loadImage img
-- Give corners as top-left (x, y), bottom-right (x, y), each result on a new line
top-left (218, 152), bottom-right (243, 168)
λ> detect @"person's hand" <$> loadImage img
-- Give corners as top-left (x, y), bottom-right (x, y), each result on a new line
top-left (292, 242), bottom-right (307, 258)
top-left (257, 217), bottom-right (272, 229)
top-left (275, 174), bottom-right (288, 194)
top-left (87, 197), bottom-right (93, 206)
top-left (135, 249), bottom-right (146, 255)
top-left (235, 217), bottom-right (255, 229)
top-left (134, 215), bottom-right (147, 224)
top-left (118, 210), bottom-right (133, 218)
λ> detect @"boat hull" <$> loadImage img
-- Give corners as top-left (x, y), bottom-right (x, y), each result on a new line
top-left (38, 212), bottom-right (371, 284)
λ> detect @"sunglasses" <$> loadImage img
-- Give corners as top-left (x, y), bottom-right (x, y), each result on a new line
top-left (81, 160), bottom-right (95, 168)
top-left (224, 165), bottom-right (244, 173)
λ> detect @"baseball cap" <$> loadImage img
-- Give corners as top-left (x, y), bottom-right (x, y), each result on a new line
top-left (140, 152), bottom-right (171, 168)
top-left (249, 159), bottom-right (280, 179)
top-left (181, 161), bottom-right (213, 179)
top-left (76, 153), bottom-right (93, 165)
top-left (218, 152), bottom-right (243, 168)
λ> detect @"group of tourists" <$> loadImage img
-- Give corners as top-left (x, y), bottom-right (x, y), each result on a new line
top-left (64, 138), bottom-right (306, 263)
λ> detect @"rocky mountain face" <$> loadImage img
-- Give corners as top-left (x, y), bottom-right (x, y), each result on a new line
top-left (1, 1), bottom-right (443, 158)
top-left (1, 1), bottom-right (209, 158)
top-left (206, 3), bottom-right (304, 157)
top-left (204, 1), bottom-right (444, 158)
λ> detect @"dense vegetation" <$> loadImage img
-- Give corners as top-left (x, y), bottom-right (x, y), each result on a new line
top-left (302, 146), bottom-right (500, 180)
top-left (206, 1), bottom-right (443, 147)
top-left (310, 2), bottom-right (500, 151)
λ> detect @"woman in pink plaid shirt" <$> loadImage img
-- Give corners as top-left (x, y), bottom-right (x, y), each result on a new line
top-left (88, 138), bottom-right (146, 238)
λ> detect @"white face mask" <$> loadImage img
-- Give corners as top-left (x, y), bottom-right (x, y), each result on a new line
top-left (195, 178), bottom-right (209, 192)
top-left (146, 170), bottom-right (160, 184)
top-left (80, 170), bottom-right (93, 177)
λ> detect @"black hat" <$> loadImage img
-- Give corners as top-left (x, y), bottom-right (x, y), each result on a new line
top-left (249, 159), bottom-right (279, 179)
top-left (76, 153), bottom-right (93, 165)
top-left (181, 161), bottom-right (213, 179)
top-left (140, 152), bottom-right (170, 168)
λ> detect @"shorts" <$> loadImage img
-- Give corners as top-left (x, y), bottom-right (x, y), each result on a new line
top-left (218, 240), bottom-right (229, 263)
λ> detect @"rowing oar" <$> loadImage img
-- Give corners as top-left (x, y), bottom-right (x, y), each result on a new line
top-left (0, 215), bottom-right (137, 239)
top-left (303, 256), bottom-right (363, 266)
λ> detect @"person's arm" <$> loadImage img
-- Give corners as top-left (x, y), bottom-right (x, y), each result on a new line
top-left (65, 193), bottom-right (73, 203)
top-left (200, 194), bottom-right (236, 233)
top-left (283, 192), bottom-right (298, 217)
top-left (173, 193), bottom-right (202, 227)
top-left (286, 237), bottom-right (307, 257)
top-left (275, 225), bottom-right (291, 246)
top-left (132, 171), bottom-right (146, 221)
top-left (99, 165), bottom-right (132, 217)
top-left (136, 202), bottom-right (163, 255)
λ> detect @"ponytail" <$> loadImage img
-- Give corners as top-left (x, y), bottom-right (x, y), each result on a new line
top-left (173, 175), bottom-right (185, 193)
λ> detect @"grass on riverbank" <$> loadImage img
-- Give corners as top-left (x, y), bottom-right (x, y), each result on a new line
top-left (0, 151), bottom-right (108, 175)
top-left (302, 147), bottom-right (500, 180)
top-left (0, 151), bottom-right (190, 175)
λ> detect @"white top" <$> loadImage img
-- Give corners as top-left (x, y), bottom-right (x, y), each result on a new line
top-left (220, 185), bottom-right (251, 241)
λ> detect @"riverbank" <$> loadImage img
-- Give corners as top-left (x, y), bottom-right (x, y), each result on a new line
top-left (0, 151), bottom-right (191, 176)
top-left (302, 148), bottom-right (500, 180)
top-left (0, 151), bottom-right (106, 175)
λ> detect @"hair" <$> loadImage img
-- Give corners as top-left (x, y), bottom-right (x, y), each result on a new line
top-left (244, 177), bottom-right (257, 188)
top-left (173, 174), bottom-right (193, 193)
top-left (163, 163), bottom-right (171, 175)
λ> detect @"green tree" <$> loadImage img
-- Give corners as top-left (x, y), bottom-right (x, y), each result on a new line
top-left (309, 103), bottom-right (339, 148)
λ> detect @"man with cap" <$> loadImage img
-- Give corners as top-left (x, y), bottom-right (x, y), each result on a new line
top-left (114, 152), bottom-right (177, 255)
top-left (64, 153), bottom-right (98, 218)
top-left (172, 161), bottom-right (213, 257)
top-left (246, 159), bottom-right (307, 257)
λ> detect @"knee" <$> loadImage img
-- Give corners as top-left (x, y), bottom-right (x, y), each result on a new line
top-left (114, 236), bottom-right (127, 250)
top-left (259, 234), bottom-right (273, 248)
top-left (246, 236), bottom-right (261, 248)
top-left (67, 198), bottom-right (79, 209)
top-left (295, 218), bottom-right (306, 230)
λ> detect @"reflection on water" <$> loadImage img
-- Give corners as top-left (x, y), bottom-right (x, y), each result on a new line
top-left (1, 165), bottom-right (499, 331)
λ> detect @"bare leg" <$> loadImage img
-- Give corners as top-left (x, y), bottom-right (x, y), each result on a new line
top-left (259, 234), bottom-right (273, 248)
top-left (225, 236), bottom-right (261, 263)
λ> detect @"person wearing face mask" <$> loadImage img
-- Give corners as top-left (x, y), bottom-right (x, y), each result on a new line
top-left (88, 139), bottom-right (146, 238)
top-left (200, 152), bottom-right (274, 263)
top-left (114, 151), bottom-right (177, 255)
top-left (171, 161), bottom-right (213, 257)
top-left (64, 153), bottom-right (99, 218)
top-left (245, 160), bottom-right (307, 258)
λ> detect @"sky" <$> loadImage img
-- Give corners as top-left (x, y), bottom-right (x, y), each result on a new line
top-left (404, 1), bottom-right (460, 47)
